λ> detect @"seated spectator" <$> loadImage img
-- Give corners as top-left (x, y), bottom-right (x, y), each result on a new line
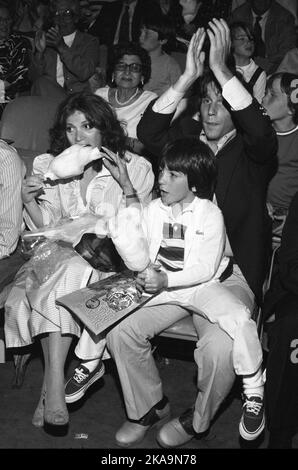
top-left (4, 91), bottom-right (154, 434)
top-left (0, 139), bottom-right (26, 292)
top-left (30, 0), bottom-right (100, 100)
top-left (230, 0), bottom-right (296, 74)
top-left (139, 15), bottom-right (182, 96)
top-left (0, 3), bottom-right (32, 117)
top-left (65, 20), bottom-right (277, 446)
top-left (94, 42), bottom-right (157, 155)
top-left (175, 0), bottom-right (233, 47)
top-left (86, 0), bottom-right (163, 46)
top-left (263, 190), bottom-right (298, 448)
top-left (230, 21), bottom-right (266, 103)
top-left (262, 72), bottom-right (298, 242)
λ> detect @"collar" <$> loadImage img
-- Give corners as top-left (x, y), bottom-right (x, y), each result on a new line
top-left (63, 30), bottom-right (76, 41)
top-left (252, 9), bottom-right (270, 21)
top-left (200, 129), bottom-right (237, 154)
top-left (158, 196), bottom-right (199, 215)
top-left (276, 125), bottom-right (298, 136)
top-left (236, 58), bottom-right (254, 72)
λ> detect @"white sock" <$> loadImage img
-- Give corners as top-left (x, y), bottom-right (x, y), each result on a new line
top-left (81, 358), bottom-right (101, 373)
top-left (242, 367), bottom-right (264, 398)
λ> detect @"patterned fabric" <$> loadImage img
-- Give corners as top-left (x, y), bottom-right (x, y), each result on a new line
top-left (157, 222), bottom-right (186, 272)
top-left (0, 141), bottom-right (26, 259)
top-left (0, 33), bottom-right (31, 100)
top-left (24, 150), bottom-right (154, 230)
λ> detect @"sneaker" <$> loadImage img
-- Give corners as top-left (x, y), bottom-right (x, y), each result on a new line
top-left (65, 362), bottom-right (105, 404)
top-left (239, 394), bottom-right (265, 441)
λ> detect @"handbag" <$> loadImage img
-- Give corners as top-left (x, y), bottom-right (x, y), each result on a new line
top-left (75, 233), bottom-right (125, 272)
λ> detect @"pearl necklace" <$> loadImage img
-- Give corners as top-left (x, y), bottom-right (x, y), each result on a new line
top-left (115, 88), bottom-right (140, 106)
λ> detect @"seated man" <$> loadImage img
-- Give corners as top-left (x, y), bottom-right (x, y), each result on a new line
top-left (66, 20), bottom-right (277, 446)
top-left (263, 190), bottom-right (298, 448)
top-left (0, 3), bottom-right (32, 117)
top-left (30, 0), bottom-right (100, 99)
top-left (230, 0), bottom-right (297, 74)
top-left (0, 140), bottom-right (26, 293)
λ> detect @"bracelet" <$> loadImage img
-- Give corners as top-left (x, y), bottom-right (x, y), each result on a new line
top-left (125, 192), bottom-right (138, 198)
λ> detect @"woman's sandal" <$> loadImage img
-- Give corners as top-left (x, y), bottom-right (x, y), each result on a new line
top-left (44, 405), bottom-right (69, 436)
top-left (32, 390), bottom-right (46, 428)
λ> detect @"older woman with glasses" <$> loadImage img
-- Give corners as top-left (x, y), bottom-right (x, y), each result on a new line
top-left (95, 42), bottom-right (157, 155)
top-left (230, 21), bottom-right (266, 103)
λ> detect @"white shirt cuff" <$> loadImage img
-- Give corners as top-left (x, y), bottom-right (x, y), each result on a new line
top-left (152, 86), bottom-right (184, 114)
top-left (222, 76), bottom-right (252, 111)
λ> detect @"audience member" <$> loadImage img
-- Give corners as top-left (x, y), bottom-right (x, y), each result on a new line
top-left (0, 140), bottom-right (26, 292)
top-left (230, 21), bottom-right (266, 103)
top-left (263, 190), bottom-right (298, 448)
top-left (94, 42), bottom-right (157, 155)
top-left (87, 0), bottom-right (163, 46)
top-left (232, 0), bottom-right (298, 24)
top-left (231, 0), bottom-right (296, 74)
top-left (262, 72), bottom-right (298, 243)
top-left (65, 20), bottom-right (277, 446)
top-left (4, 92), bottom-right (154, 434)
top-left (139, 15), bottom-right (182, 96)
top-left (0, 3), bottom-right (32, 117)
top-left (175, 0), bottom-right (233, 46)
top-left (30, 0), bottom-right (100, 100)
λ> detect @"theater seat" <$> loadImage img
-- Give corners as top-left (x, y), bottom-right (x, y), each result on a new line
top-left (0, 95), bottom-right (61, 154)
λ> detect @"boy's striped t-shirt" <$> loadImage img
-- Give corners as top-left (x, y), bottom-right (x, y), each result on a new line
top-left (156, 221), bottom-right (186, 272)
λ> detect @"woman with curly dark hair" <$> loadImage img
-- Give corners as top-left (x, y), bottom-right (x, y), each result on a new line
top-left (95, 42), bottom-right (157, 154)
top-left (5, 91), bottom-right (154, 435)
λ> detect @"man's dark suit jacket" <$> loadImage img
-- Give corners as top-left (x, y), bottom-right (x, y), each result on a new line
top-left (137, 97), bottom-right (278, 303)
top-left (230, 0), bottom-right (296, 74)
top-left (263, 191), bottom-right (298, 318)
top-left (88, 0), bottom-right (162, 45)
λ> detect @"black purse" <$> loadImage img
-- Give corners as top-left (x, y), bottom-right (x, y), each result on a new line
top-left (75, 233), bottom-right (125, 272)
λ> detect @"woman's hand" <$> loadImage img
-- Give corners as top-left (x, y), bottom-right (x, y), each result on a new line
top-left (22, 175), bottom-right (43, 204)
top-left (101, 146), bottom-right (134, 194)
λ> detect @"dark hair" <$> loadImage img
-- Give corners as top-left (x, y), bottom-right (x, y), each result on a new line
top-left (266, 72), bottom-right (298, 124)
top-left (49, 92), bottom-right (127, 157)
top-left (230, 21), bottom-right (254, 45)
top-left (141, 14), bottom-right (175, 42)
top-left (106, 42), bottom-right (151, 87)
top-left (192, 66), bottom-right (251, 113)
top-left (159, 137), bottom-right (217, 200)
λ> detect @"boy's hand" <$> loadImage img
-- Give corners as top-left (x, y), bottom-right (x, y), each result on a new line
top-left (144, 268), bottom-right (168, 294)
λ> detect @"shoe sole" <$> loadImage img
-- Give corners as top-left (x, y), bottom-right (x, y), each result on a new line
top-left (239, 414), bottom-right (265, 441)
top-left (116, 412), bottom-right (171, 448)
top-left (65, 364), bottom-right (105, 404)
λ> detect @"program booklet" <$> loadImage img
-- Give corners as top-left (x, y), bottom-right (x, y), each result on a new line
top-left (56, 270), bottom-right (155, 335)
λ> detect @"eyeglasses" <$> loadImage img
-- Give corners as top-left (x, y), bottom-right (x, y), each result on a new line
top-left (54, 9), bottom-right (73, 17)
top-left (115, 63), bottom-right (142, 73)
top-left (233, 36), bottom-right (254, 43)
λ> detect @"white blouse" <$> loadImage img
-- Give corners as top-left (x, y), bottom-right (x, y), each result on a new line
top-left (95, 87), bottom-right (157, 139)
top-left (24, 150), bottom-right (154, 230)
